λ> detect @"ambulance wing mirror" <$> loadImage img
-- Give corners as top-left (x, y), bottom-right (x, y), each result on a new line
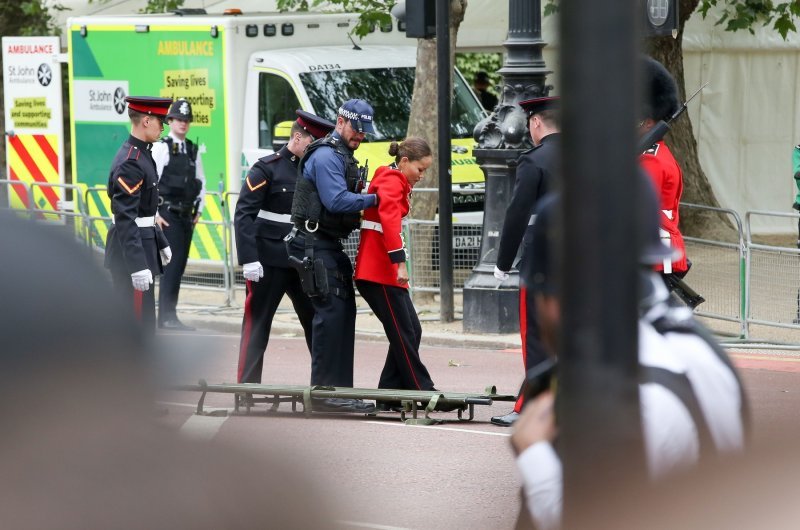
top-left (272, 120), bottom-right (293, 152)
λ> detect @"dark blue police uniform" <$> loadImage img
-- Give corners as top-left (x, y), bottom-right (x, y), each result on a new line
top-left (288, 99), bottom-right (378, 413)
top-left (155, 99), bottom-right (204, 330)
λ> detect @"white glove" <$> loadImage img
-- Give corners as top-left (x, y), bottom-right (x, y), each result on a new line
top-left (243, 261), bottom-right (264, 282)
top-left (131, 269), bottom-right (154, 292)
top-left (160, 246), bottom-right (172, 266)
top-left (493, 266), bottom-right (509, 281)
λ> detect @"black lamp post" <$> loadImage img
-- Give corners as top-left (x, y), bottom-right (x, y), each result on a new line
top-left (463, 0), bottom-right (551, 333)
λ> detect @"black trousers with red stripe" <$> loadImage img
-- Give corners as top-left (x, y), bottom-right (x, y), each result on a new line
top-left (237, 264), bottom-right (314, 384)
top-left (109, 263), bottom-right (156, 334)
top-left (356, 279), bottom-right (434, 391)
top-left (514, 286), bottom-right (549, 412)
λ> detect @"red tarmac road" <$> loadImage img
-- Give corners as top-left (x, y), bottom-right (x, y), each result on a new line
top-left (156, 333), bottom-right (800, 530)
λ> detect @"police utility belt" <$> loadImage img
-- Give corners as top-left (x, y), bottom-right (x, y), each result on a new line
top-left (159, 197), bottom-right (195, 216)
top-left (284, 226), bottom-right (348, 300)
top-left (111, 215), bottom-right (155, 228)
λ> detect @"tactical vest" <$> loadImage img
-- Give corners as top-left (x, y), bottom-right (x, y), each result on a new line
top-left (159, 137), bottom-right (201, 204)
top-left (291, 136), bottom-right (362, 239)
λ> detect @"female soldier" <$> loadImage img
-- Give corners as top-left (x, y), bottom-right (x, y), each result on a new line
top-left (354, 137), bottom-right (437, 403)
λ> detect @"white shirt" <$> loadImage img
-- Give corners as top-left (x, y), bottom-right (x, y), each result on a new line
top-left (151, 131), bottom-right (207, 214)
top-left (642, 273), bottom-right (746, 453)
top-left (517, 320), bottom-right (700, 530)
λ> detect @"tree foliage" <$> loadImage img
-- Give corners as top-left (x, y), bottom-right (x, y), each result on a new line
top-left (455, 52), bottom-right (503, 89)
top-left (0, 1), bottom-right (62, 36)
top-left (276, 0), bottom-right (395, 39)
top-left (698, 0), bottom-right (800, 38)
top-left (139, 0), bottom-right (186, 14)
top-left (545, 0), bottom-right (800, 40)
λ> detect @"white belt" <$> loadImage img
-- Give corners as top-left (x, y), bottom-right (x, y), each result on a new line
top-left (659, 227), bottom-right (673, 274)
top-left (112, 215), bottom-right (155, 227)
top-left (258, 210), bottom-right (292, 223)
top-left (361, 220), bottom-right (383, 233)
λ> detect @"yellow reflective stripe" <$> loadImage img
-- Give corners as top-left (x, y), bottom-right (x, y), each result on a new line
top-left (191, 194), bottom-right (223, 260)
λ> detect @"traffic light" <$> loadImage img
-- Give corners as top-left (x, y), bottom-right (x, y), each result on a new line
top-left (392, 0), bottom-right (436, 40)
top-left (643, 0), bottom-right (678, 37)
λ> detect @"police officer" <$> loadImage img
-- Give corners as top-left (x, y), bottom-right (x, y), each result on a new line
top-left (234, 110), bottom-right (335, 384)
top-left (152, 98), bottom-right (206, 331)
top-left (104, 96), bottom-right (173, 333)
top-left (287, 99), bottom-right (379, 413)
top-left (639, 56), bottom-right (690, 287)
top-left (491, 96), bottom-right (561, 428)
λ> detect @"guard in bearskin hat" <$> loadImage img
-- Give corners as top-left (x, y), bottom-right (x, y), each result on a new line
top-left (638, 56), bottom-right (690, 285)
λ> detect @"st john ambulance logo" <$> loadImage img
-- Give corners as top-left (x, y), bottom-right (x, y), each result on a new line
top-left (37, 63), bottom-right (52, 86)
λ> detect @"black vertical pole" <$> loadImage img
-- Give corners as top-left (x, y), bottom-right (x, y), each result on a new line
top-left (559, 0), bottom-right (647, 527)
top-left (437, 0), bottom-right (454, 322)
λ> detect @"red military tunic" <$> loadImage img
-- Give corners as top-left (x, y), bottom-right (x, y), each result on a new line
top-left (354, 165), bottom-right (410, 287)
top-left (640, 140), bottom-right (688, 274)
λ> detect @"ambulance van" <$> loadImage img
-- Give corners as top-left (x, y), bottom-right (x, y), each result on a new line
top-left (67, 9), bottom-right (487, 262)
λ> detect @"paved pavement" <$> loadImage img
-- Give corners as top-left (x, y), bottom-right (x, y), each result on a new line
top-left (154, 326), bottom-right (800, 530)
top-left (174, 287), bottom-right (525, 351)
top-left (172, 284), bottom-right (800, 351)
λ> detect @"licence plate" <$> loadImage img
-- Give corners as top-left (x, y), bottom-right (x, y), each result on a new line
top-left (453, 235), bottom-right (482, 249)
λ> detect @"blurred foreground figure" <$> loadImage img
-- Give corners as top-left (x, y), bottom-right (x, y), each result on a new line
top-left (0, 212), bottom-right (332, 529)
top-left (511, 179), bottom-right (748, 530)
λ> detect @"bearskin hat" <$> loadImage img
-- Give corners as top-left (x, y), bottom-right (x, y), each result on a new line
top-left (642, 56), bottom-right (679, 122)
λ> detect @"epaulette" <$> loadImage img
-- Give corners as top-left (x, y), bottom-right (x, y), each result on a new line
top-left (258, 152), bottom-right (281, 165)
top-left (642, 143), bottom-right (660, 156)
top-left (520, 146), bottom-right (536, 155)
top-left (126, 145), bottom-right (143, 161)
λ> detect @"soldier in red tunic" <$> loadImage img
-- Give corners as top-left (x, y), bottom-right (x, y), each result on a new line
top-left (639, 56), bottom-right (689, 281)
top-left (354, 137), bottom-right (436, 403)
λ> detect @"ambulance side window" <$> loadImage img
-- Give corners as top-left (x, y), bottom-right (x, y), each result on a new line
top-left (258, 73), bottom-right (301, 149)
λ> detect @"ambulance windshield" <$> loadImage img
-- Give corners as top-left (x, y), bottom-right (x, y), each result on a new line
top-left (301, 67), bottom-right (484, 142)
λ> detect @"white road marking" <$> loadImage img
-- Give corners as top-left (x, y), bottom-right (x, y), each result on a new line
top-left (364, 421), bottom-right (510, 437)
top-left (178, 413), bottom-right (229, 441)
top-left (337, 521), bottom-right (413, 530)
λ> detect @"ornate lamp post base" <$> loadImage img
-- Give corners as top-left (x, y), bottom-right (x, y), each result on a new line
top-left (463, 148), bottom-right (522, 334)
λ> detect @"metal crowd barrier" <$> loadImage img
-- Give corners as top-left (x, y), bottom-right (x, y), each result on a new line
top-left (0, 179), bottom-right (32, 214)
top-left (3, 172), bottom-right (799, 340)
top-left (681, 203), bottom-right (747, 338)
top-left (745, 210), bottom-right (800, 333)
